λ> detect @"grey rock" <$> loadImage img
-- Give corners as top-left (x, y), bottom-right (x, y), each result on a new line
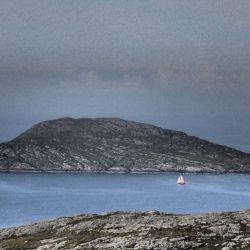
top-left (0, 117), bottom-right (250, 173)
top-left (1, 210), bottom-right (250, 249)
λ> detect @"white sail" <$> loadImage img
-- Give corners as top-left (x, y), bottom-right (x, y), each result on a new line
top-left (177, 177), bottom-right (181, 184)
top-left (180, 175), bottom-right (185, 183)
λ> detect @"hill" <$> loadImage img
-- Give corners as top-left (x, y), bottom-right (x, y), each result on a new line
top-left (0, 117), bottom-right (249, 173)
top-left (1, 210), bottom-right (250, 249)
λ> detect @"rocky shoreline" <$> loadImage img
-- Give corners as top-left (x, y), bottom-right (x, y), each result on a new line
top-left (1, 169), bottom-right (250, 175)
top-left (1, 210), bottom-right (250, 249)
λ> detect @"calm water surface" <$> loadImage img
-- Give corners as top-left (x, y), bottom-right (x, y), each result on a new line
top-left (1, 172), bottom-right (250, 228)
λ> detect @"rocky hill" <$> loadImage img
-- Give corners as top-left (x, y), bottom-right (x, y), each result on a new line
top-left (1, 210), bottom-right (250, 249)
top-left (0, 117), bottom-right (249, 173)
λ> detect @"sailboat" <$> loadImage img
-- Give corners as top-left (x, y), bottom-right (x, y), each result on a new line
top-left (177, 175), bottom-right (185, 185)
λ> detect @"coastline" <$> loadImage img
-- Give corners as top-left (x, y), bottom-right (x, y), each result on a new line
top-left (1, 209), bottom-right (250, 249)
top-left (1, 169), bottom-right (250, 175)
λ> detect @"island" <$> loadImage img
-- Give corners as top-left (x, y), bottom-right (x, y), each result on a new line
top-left (0, 117), bottom-right (249, 173)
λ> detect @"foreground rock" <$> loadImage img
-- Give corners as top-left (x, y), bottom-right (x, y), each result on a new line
top-left (1, 210), bottom-right (250, 249)
top-left (0, 117), bottom-right (250, 173)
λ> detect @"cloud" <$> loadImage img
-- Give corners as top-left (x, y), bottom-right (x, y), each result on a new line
top-left (0, 0), bottom-right (250, 69)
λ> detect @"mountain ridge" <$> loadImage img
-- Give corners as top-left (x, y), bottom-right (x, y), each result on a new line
top-left (0, 117), bottom-right (249, 173)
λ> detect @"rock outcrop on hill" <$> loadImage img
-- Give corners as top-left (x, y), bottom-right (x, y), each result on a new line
top-left (0, 117), bottom-right (249, 173)
top-left (1, 210), bottom-right (250, 249)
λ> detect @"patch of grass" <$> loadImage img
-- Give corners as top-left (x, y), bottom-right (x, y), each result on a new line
top-left (0, 229), bottom-right (56, 249)
top-left (63, 230), bottom-right (110, 248)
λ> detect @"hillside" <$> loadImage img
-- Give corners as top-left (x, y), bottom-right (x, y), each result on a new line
top-left (1, 210), bottom-right (250, 249)
top-left (0, 117), bottom-right (249, 173)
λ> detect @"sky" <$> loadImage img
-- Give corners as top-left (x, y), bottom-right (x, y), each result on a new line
top-left (0, 0), bottom-right (250, 152)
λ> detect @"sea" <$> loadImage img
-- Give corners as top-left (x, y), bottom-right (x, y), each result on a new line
top-left (1, 172), bottom-right (250, 228)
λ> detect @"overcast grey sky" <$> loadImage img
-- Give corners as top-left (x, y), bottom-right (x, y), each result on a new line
top-left (0, 0), bottom-right (250, 151)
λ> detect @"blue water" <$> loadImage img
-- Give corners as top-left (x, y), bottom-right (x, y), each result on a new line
top-left (1, 173), bottom-right (250, 228)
